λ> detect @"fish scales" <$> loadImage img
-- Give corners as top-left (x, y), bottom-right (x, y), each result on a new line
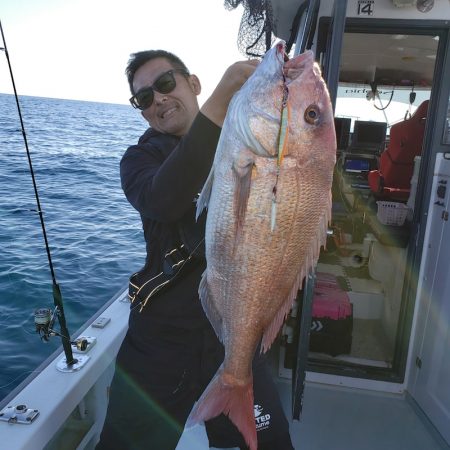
top-left (187, 41), bottom-right (336, 450)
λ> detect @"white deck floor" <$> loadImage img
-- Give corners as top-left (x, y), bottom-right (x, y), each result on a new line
top-left (277, 379), bottom-right (449, 450)
top-left (177, 377), bottom-right (449, 450)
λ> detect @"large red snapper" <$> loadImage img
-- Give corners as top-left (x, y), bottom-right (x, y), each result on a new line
top-left (187, 42), bottom-right (336, 449)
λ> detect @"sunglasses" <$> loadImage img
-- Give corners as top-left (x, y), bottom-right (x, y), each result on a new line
top-left (129, 69), bottom-right (190, 110)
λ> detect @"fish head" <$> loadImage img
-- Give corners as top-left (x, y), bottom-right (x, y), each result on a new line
top-left (229, 41), bottom-right (336, 165)
top-left (228, 41), bottom-right (287, 157)
top-left (283, 51), bottom-right (337, 166)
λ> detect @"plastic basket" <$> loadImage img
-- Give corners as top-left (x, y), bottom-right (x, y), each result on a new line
top-left (376, 201), bottom-right (409, 226)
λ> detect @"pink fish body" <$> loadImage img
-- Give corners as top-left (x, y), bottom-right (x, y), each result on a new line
top-left (188, 41), bottom-right (336, 450)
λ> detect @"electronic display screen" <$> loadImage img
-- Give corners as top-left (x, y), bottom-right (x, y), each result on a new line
top-left (351, 120), bottom-right (387, 152)
top-left (344, 158), bottom-right (371, 173)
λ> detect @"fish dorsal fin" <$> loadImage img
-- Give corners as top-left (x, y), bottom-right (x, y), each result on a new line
top-left (261, 196), bottom-right (332, 353)
top-left (261, 268), bottom-right (305, 353)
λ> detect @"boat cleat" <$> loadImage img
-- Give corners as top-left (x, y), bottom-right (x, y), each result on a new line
top-left (0, 404), bottom-right (39, 424)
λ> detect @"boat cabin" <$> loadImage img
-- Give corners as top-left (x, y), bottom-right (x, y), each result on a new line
top-left (1, 1), bottom-right (450, 449)
top-left (272, 0), bottom-right (450, 448)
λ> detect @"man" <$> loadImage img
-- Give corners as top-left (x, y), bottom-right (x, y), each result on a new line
top-left (96, 49), bottom-right (294, 450)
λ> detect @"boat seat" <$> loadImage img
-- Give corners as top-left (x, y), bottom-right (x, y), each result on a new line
top-left (367, 100), bottom-right (429, 201)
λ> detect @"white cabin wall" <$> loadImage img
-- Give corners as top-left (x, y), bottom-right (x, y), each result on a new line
top-left (406, 153), bottom-right (450, 445)
top-left (271, 0), bottom-right (449, 42)
top-left (317, 0), bottom-right (450, 20)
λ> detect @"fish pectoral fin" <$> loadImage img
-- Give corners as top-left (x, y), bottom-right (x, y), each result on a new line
top-left (261, 271), bottom-right (306, 354)
top-left (232, 149), bottom-right (255, 234)
top-left (199, 271), bottom-right (223, 341)
top-left (196, 168), bottom-right (214, 220)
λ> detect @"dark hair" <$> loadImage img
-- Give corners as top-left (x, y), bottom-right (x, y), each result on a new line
top-left (126, 50), bottom-right (190, 95)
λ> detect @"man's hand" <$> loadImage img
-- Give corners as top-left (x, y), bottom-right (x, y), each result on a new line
top-left (201, 59), bottom-right (259, 127)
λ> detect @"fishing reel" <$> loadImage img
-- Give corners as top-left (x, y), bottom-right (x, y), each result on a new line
top-left (34, 307), bottom-right (57, 342)
top-left (34, 306), bottom-right (88, 351)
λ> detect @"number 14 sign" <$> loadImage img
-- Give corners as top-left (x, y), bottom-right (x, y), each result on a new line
top-left (358, 0), bottom-right (374, 16)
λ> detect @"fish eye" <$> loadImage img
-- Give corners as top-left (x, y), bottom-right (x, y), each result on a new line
top-left (304, 105), bottom-right (320, 125)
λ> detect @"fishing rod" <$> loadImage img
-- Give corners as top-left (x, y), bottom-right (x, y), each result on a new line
top-left (0, 19), bottom-right (79, 369)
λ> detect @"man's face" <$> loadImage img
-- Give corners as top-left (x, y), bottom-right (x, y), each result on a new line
top-left (133, 57), bottom-right (201, 136)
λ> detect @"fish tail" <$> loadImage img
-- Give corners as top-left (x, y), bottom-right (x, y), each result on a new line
top-left (186, 365), bottom-right (257, 450)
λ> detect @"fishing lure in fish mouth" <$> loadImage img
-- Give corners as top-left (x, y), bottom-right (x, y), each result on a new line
top-left (271, 77), bottom-right (290, 232)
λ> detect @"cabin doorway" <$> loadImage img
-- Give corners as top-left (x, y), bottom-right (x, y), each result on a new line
top-left (312, 30), bottom-right (436, 372)
top-left (294, 19), bottom-right (443, 383)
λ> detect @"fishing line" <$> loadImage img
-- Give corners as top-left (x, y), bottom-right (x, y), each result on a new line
top-left (0, 370), bottom-right (45, 390)
top-left (0, 23), bottom-right (57, 285)
top-left (0, 20), bottom-right (76, 366)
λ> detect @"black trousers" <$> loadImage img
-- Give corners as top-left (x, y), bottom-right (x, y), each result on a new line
top-left (96, 322), bottom-right (293, 450)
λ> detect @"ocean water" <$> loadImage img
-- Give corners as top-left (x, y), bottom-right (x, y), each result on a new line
top-left (0, 93), bottom-right (147, 401)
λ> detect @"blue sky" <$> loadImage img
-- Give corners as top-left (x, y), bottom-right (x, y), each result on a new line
top-left (0, 0), bottom-right (244, 105)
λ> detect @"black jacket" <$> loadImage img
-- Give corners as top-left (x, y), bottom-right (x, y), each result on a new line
top-left (120, 113), bottom-right (221, 334)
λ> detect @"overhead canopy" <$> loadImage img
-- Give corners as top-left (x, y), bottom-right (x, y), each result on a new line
top-left (270, 0), bottom-right (309, 41)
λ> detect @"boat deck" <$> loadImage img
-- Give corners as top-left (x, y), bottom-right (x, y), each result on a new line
top-left (2, 288), bottom-right (448, 450)
top-left (178, 377), bottom-right (449, 450)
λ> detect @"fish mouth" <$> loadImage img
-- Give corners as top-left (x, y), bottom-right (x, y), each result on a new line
top-left (268, 41), bottom-right (314, 75)
top-left (283, 50), bottom-right (315, 83)
top-left (274, 41), bottom-right (314, 83)
top-left (276, 41), bottom-right (290, 63)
